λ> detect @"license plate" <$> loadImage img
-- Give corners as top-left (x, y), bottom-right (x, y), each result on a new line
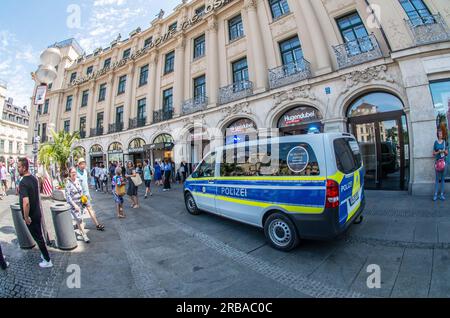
top-left (350, 193), bottom-right (359, 206)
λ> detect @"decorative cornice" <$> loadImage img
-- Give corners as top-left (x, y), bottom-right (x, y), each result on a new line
top-left (341, 65), bottom-right (396, 94)
top-left (272, 85), bottom-right (316, 107)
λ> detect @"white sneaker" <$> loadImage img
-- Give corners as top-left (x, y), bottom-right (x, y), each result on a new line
top-left (39, 259), bottom-right (53, 268)
top-left (82, 234), bottom-right (90, 243)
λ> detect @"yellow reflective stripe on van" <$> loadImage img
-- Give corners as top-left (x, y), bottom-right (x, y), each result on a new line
top-left (347, 200), bottom-right (361, 222)
top-left (352, 170), bottom-right (361, 197)
top-left (191, 192), bottom-right (324, 214)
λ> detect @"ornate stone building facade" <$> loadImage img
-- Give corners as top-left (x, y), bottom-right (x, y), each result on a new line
top-left (1, 81), bottom-right (30, 164)
top-left (29, 0), bottom-right (450, 195)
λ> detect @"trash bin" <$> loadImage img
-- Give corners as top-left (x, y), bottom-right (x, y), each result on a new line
top-left (10, 203), bottom-right (36, 249)
top-left (50, 203), bottom-right (77, 251)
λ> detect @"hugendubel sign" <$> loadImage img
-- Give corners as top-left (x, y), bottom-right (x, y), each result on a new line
top-left (70, 0), bottom-right (235, 87)
top-left (278, 106), bottom-right (322, 128)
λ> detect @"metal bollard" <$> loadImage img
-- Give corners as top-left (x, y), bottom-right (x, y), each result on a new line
top-left (50, 203), bottom-right (78, 251)
top-left (10, 204), bottom-right (36, 249)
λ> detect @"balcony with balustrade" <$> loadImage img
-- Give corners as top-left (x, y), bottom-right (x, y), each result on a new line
top-left (129, 117), bottom-right (147, 129)
top-left (269, 58), bottom-right (312, 89)
top-left (90, 127), bottom-right (103, 137)
top-left (153, 109), bottom-right (173, 124)
top-left (218, 80), bottom-right (253, 105)
top-left (333, 34), bottom-right (383, 69)
top-left (405, 14), bottom-right (450, 46)
top-left (108, 122), bottom-right (124, 134)
top-left (182, 95), bottom-right (209, 115)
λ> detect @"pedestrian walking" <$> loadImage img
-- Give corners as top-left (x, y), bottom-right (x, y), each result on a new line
top-left (94, 163), bottom-right (102, 192)
top-left (153, 161), bottom-right (162, 186)
top-left (112, 167), bottom-right (126, 218)
top-left (125, 161), bottom-right (140, 208)
top-left (109, 161), bottom-right (117, 192)
top-left (180, 161), bottom-right (187, 182)
top-left (0, 243), bottom-right (9, 270)
top-left (9, 163), bottom-right (16, 190)
top-left (17, 158), bottom-right (53, 268)
top-left (99, 164), bottom-right (108, 193)
top-left (433, 129), bottom-right (448, 201)
top-left (143, 160), bottom-right (153, 199)
top-left (65, 167), bottom-right (91, 243)
top-left (76, 158), bottom-right (105, 231)
top-left (0, 162), bottom-right (8, 197)
top-left (163, 158), bottom-right (172, 191)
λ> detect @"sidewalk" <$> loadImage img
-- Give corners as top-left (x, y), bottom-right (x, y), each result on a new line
top-left (345, 190), bottom-right (450, 248)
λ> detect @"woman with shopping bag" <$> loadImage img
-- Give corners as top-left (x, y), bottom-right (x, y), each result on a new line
top-left (125, 161), bottom-right (142, 209)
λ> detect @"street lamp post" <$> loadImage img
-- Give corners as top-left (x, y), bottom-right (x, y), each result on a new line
top-left (33, 48), bottom-right (62, 175)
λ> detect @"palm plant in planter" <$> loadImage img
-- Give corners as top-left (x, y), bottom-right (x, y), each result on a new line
top-left (39, 130), bottom-right (81, 194)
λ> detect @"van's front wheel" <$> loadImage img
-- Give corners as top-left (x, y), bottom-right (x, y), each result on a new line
top-left (185, 192), bottom-right (201, 215)
top-left (264, 213), bottom-right (299, 251)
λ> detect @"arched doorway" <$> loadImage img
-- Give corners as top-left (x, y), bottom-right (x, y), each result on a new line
top-left (224, 118), bottom-right (258, 145)
top-left (108, 142), bottom-right (124, 165)
top-left (127, 138), bottom-right (146, 167)
top-left (145, 134), bottom-right (174, 164)
top-left (89, 144), bottom-right (104, 169)
top-left (347, 92), bottom-right (409, 190)
top-left (277, 106), bottom-right (323, 135)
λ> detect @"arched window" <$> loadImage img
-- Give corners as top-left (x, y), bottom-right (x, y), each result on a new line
top-left (108, 142), bottom-right (123, 153)
top-left (347, 92), bottom-right (404, 118)
top-left (153, 134), bottom-right (174, 144)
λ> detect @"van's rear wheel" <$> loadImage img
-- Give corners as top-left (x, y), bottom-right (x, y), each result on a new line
top-left (185, 192), bottom-right (201, 215)
top-left (264, 213), bottom-right (299, 251)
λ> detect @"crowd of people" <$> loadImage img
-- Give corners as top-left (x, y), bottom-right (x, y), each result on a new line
top-left (0, 155), bottom-right (190, 271)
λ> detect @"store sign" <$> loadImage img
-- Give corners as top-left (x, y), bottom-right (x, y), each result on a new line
top-left (108, 142), bottom-right (123, 154)
top-left (128, 139), bottom-right (146, 153)
top-left (89, 145), bottom-right (103, 156)
top-left (227, 119), bottom-right (257, 135)
top-left (69, 0), bottom-right (235, 87)
top-left (279, 107), bottom-right (322, 128)
top-left (145, 142), bottom-right (174, 151)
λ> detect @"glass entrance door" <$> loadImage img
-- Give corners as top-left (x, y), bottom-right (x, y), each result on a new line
top-left (351, 115), bottom-right (408, 190)
top-left (354, 122), bottom-right (378, 189)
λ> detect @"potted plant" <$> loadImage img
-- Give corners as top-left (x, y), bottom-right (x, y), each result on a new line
top-left (39, 130), bottom-right (81, 201)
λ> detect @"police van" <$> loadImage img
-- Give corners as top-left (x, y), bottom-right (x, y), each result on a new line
top-left (184, 133), bottom-right (365, 251)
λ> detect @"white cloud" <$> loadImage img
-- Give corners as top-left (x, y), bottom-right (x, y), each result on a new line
top-left (0, 30), bottom-right (38, 107)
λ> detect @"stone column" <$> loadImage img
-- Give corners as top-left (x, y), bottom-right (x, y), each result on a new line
top-left (104, 74), bottom-right (115, 134)
top-left (244, 0), bottom-right (268, 91)
top-left (291, 0), bottom-right (332, 75)
top-left (173, 36), bottom-right (186, 118)
top-left (69, 88), bottom-right (80, 134)
top-left (124, 64), bottom-right (136, 130)
top-left (86, 82), bottom-right (96, 134)
top-left (147, 52), bottom-right (158, 125)
top-left (206, 17), bottom-right (219, 106)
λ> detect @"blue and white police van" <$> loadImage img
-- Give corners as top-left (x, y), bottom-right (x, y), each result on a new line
top-left (184, 133), bottom-right (365, 251)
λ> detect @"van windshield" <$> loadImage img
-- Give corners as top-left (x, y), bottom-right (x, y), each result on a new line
top-left (334, 138), bottom-right (362, 174)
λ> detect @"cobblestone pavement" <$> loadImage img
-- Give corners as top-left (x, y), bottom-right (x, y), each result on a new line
top-left (1, 186), bottom-right (450, 298)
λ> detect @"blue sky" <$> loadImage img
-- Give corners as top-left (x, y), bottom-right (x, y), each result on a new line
top-left (0, 0), bottom-right (180, 108)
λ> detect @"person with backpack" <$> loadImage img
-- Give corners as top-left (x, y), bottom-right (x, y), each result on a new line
top-left (433, 129), bottom-right (448, 201)
top-left (112, 167), bottom-right (126, 218)
top-left (143, 160), bottom-right (153, 199)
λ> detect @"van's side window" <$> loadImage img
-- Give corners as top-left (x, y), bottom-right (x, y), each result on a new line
top-left (219, 142), bottom-right (320, 177)
top-left (195, 152), bottom-right (216, 178)
top-left (334, 138), bottom-right (362, 174)
top-left (220, 146), bottom-right (260, 177)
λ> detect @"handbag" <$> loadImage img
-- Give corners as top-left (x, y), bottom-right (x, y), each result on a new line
top-left (131, 173), bottom-right (143, 187)
top-left (435, 141), bottom-right (447, 172)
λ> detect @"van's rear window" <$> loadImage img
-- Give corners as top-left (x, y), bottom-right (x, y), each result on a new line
top-left (334, 138), bottom-right (362, 174)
